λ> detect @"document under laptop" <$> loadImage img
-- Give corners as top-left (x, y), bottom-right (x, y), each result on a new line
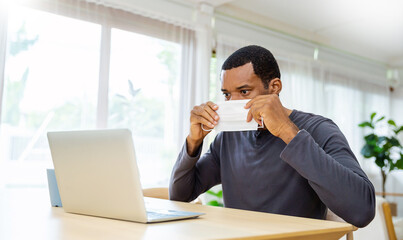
top-left (47, 129), bottom-right (204, 223)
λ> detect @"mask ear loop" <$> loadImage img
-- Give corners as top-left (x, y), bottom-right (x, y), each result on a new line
top-left (257, 117), bottom-right (264, 129)
top-left (201, 123), bottom-right (213, 132)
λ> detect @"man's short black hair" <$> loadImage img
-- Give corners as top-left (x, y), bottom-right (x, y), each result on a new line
top-left (222, 45), bottom-right (281, 89)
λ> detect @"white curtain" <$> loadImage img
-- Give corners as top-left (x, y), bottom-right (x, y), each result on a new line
top-left (0, 0), bottom-right (204, 188)
top-left (0, 1), bottom-right (8, 124)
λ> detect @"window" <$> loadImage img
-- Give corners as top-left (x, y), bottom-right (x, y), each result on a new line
top-left (108, 28), bottom-right (180, 187)
top-left (0, 3), bottom-right (188, 189)
top-left (0, 5), bottom-right (100, 187)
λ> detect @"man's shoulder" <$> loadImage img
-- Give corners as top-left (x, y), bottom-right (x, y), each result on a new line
top-left (291, 110), bottom-right (339, 135)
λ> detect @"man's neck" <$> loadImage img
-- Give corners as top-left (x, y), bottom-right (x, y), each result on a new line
top-left (285, 107), bottom-right (293, 116)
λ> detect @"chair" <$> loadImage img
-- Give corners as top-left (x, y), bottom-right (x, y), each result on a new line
top-left (142, 187), bottom-right (202, 204)
top-left (142, 187), bottom-right (169, 199)
top-left (383, 201), bottom-right (398, 240)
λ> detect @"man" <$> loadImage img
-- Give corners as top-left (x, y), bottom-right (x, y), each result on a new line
top-left (169, 45), bottom-right (375, 228)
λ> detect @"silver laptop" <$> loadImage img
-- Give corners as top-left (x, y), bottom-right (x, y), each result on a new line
top-left (47, 129), bottom-right (204, 223)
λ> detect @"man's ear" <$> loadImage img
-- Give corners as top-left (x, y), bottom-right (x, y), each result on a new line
top-left (269, 78), bottom-right (282, 95)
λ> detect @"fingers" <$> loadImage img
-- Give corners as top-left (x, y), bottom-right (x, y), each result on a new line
top-left (245, 95), bottom-right (279, 109)
top-left (244, 95), bottom-right (264, 109)
top-left (246, 109), bottom-right (253, 123)
top-left (193, 107), bottom-right (215, 125)
top-left (247, 107), bottom-right (263, 126)
top-left (245, 95), bottom-right (276, 124)
top-left (246, 96), bottom-right (262, 122)
top-left (246, 99), bottom-right (265, 126)
top-left (196, 115), bottom-right (215, 129)
top-left (206, 101), bottom-right (219, 111)
top-left (204, 102), bottom-right (220, 122)
top-left (190, 101), bottom-right (219, 127)
top-left (244, 98), bottom-right (255, 109)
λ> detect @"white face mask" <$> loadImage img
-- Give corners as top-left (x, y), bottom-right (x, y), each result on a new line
top-left (202, 100), bottom-right (264, 132)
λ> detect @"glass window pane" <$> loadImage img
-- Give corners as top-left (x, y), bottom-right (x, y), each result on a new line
top-left (0, 5), bottom-right (101, 188)
top-left (108, 28), bottom-right (181, 188)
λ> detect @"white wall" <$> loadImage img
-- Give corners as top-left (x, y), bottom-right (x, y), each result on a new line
top-left (383, 72), bottom-right (403, 216)
top-left (391, 76), bottom-right (403, 127)
top-left (214, 13), bottom-right (387, 83)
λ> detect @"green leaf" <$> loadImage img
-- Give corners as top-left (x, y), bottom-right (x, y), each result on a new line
top-left (370, 112), bottom-right (377, 121)
top-left (206, 190), bottom-right (217, 197)
top-left (388, 120), bottom-right (397, 127)
top-left (359, 122), bottom-right (374, 129)
top-left (364, 134), bottom-right (377, 142)
top-left (377, 152), bottom-right (386, 161)
top-left (374, 145), bottom-right (384, 153)
top-left (206, 200), bottom-right (223, 207)
top-left (361, 145), bottom-right (374, 158)
top-left (206, 190), bottom-right (223, 198)
top-left (394, 126), bottom-right (403, 134)
top-left (375, 158), bottom-right (385, 168)
top-left (377, 136), bottom-right (387, 144)
top-left (395, 159), bottom-right (403, 169)
top-left (390, 137), bottom-right (401, 147)
top-left (376, 116), bottom-right (385, 122)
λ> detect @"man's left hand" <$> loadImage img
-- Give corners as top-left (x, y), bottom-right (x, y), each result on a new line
top-left (244, 94), bottom-right (299, 144)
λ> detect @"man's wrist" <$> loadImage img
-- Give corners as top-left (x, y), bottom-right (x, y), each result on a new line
top-left (186, 136), bottom-right (203, 157)
top-left (278, 123), bottom-right (299, 144)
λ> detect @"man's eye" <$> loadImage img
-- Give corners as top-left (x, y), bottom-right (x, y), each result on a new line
top-left (240, 90), bottom-right (249, 94)
top-left (223, 93), bottom-right (230, 97)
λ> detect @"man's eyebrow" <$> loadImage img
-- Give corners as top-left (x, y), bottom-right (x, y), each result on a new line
top-left (236, 84), bottom-right (252, 90)
top-left (221, 85), bottom-right (252, 92)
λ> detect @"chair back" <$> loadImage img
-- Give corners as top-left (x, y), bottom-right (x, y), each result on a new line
top-left (142, 187), bottom-right (169, 199)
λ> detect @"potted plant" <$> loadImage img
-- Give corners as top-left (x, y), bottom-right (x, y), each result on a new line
top-left (206, 189), bottom-right (224, 207)
top-left (358, 113), bottom-right (403, 200)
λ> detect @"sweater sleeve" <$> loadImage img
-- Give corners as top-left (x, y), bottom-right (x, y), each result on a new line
top-left (169, 138), bottom-right (221, 202)
top-left (280, 124), bottom-right (375, 228)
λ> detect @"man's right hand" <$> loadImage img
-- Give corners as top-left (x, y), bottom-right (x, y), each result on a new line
top-left (186, 101), bottom-right (219, 156)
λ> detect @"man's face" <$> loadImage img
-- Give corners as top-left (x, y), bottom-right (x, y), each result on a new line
top-left (221, 62), bottom-right (271, 101)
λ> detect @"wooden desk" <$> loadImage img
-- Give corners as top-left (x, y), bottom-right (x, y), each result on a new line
top-left (0, 188), bottom-right (354, 240)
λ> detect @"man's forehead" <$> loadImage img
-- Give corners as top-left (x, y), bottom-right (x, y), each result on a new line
top-left (221, 63), bottom-right (255, 80)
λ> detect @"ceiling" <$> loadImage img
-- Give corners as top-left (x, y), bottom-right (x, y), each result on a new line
top-left (179, 0), bottom-right (403, 68)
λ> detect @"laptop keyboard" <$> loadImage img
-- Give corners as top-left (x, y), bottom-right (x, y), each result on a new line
top-left (147, 210), bottom-right (186, 219)
top-left (146, 209), bottom-right (203, 222)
